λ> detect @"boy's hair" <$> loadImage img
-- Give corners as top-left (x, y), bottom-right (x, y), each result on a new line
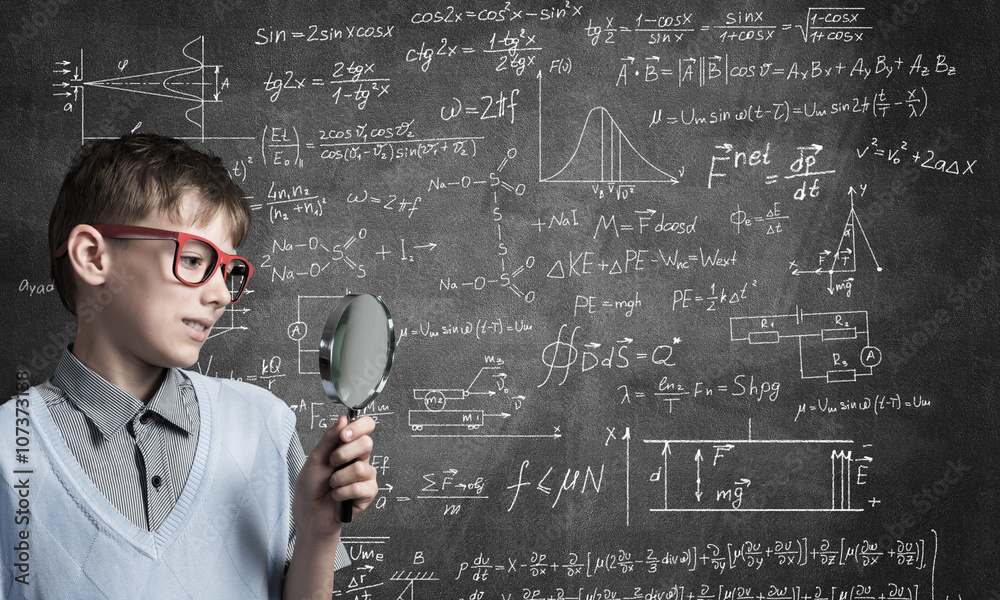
top-left (49, 133), bottom-right (251, 314)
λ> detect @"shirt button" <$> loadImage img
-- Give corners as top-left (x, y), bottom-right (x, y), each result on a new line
top-left (140, 413), bottom-right (153, 424)
top-left (151, 475), bottom-right (162, 488)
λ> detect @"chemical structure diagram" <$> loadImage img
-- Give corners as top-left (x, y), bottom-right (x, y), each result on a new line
top-left (432, 148), bottom-right (538, 304)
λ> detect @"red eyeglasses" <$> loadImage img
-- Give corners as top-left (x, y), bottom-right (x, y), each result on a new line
top-left (55, 224), bottom-right (254, 303)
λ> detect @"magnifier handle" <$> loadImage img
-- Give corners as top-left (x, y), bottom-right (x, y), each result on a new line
top-left (338, 408), bottom-right (361, 524)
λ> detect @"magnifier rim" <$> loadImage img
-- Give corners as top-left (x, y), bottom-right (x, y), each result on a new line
top-left (318, 293), bottom-right (395, 408)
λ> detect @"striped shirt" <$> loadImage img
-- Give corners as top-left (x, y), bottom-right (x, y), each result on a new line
top-left (38, 349), bottom-right (305, 551)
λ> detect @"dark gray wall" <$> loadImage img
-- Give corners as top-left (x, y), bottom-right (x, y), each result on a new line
top-left (2, 1), bottom-right (997, 596)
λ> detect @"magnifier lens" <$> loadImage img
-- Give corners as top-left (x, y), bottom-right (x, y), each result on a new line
top-left (318, 294), bottom-right (395, 523)
top-left (330, 295), bottom-right (392, 408)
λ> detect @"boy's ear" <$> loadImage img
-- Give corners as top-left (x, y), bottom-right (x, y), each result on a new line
top-left (65, 224), bottom-right (113, 286)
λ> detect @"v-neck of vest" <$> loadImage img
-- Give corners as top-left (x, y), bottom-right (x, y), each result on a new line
top-left (30, 372), bottom-right (216, 559)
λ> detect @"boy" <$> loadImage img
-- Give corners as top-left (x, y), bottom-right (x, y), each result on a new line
top-left (0, 134), bottom-right (378, 599)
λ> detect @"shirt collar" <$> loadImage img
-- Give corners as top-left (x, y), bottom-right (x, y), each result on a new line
top-left (51, 349), bottom-right (196, 438)
top-left (147, 371), bottom-right (197, 435)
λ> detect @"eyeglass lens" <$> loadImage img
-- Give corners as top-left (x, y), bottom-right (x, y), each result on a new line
top-left (178, 238), bottom-right (249, 302)
top-left (225, 261), bottom-right (250, 302)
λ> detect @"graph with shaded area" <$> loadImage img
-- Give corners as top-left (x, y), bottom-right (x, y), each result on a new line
top-left (541, 106), bottom-right (680, 184)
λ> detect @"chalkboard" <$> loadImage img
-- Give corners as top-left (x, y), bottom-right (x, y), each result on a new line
top-left (2, 0), bottom-right (998, 597)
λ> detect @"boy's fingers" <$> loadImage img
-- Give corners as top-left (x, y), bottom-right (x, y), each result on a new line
top-left (340, 415), bottom-right (376, 443)
top-left (327, 416), bottom-right (375, 468)
top-left (329, 460), bottom-right (376, 489)
top-left (306, 414), bottom-right (348, 467)
top-left (330, 477), bottom-right (379, 504)
top-left (329, 434), bottom-right (374, 469)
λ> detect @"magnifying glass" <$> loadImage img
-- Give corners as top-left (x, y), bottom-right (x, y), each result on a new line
top-left (318, 293), bottom-right (395, 522)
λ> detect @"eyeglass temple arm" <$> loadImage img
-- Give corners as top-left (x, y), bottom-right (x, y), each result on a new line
top-left (54, 226), bottom-right (176, 257)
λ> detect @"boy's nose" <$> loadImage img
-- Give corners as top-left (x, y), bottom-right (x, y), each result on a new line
top-left (203, 263), bottom-right (234, 305)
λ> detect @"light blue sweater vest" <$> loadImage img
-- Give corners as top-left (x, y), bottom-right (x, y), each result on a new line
top-left (0, 371), bottom-right (298, 599)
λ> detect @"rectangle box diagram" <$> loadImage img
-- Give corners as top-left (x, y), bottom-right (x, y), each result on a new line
top-left (410, 387), bottom-right (482, 432)
top-left (826, 370), bottom-right (858, 384)
top-left (409, 410), bottom-right (485, 432)
top-left (821, 327), bottom-right (858, 341)
top-left (748, 330), bottom-right (780, 344)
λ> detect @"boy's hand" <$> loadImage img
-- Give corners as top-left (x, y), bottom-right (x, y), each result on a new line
top-left (293, 415), bottom-right (378, 540)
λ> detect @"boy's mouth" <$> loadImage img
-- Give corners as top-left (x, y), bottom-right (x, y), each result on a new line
top-left (183, 319), bottom-right (209, 332)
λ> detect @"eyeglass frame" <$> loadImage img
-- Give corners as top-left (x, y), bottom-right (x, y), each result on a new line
top-left (55, 224), bottom-right (254, 303)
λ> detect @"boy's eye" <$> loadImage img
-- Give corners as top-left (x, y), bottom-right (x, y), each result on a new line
top-left (178, 239), bottom-right (217, 278)
top-left (179, 254), bottom-right (205, 270)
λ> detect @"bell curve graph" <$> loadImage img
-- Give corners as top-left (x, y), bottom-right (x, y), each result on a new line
top-left (537, 71), bottom-right (682, 185)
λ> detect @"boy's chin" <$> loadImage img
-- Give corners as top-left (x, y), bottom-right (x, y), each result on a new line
top-left (158, 349), bottom-right (204, 371)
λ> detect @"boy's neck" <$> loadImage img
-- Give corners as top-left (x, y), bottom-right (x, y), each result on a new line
top-left (71, 335), bottom-right (168, 404)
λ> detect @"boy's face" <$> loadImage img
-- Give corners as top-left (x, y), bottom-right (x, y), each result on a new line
top-left (99, 191), bottom-right (239, 370)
